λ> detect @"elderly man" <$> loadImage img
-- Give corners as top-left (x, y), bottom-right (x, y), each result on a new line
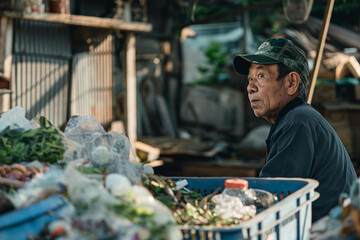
top-left (233, 38), bottom-right (357, 222)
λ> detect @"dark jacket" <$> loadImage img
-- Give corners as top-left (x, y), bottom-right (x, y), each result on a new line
top-left (259, 97), bottom-right (357, 222)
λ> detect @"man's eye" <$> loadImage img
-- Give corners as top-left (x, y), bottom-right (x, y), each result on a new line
top-left (248, 77), bottom-right (252, 82)
top-left (258, 74), bottom-right (264, 78)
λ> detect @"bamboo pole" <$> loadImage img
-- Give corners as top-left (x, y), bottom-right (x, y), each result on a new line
top-left (307, 0), bottom-right (335, 104)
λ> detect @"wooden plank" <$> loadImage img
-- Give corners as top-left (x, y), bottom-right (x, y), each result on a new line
top-left (0, 11), bottom-right (152, 32)
top-left (139, 136), bottom-right (212, 156)
top-left (347, 56), bottom-right (360, 79)
top-left (123, 32), bottom-right (137, 148)
top-left (3, 17), bottom-right (12, 80)
top-left (135, 141), bottom-right (160, 162)
top-left (145, 160), bottom-right (163, 168)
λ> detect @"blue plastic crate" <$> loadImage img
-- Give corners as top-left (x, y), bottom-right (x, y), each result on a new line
top-left (171, 177), bottom-right (319, 240)
top-left (0, 194), bottom-right (68, 240)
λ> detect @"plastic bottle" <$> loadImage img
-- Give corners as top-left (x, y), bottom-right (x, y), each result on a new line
top-left (212, 179), bottom-right (257, 219)
top-left (222, 179), bottom-right (256, 205)
top-left (222, 179), bottom-right (278, 210)
top-left (212, 179), bottom-right (277, 219)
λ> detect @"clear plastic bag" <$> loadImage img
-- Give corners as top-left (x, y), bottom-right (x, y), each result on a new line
top-left (212, 179), bottom-right (278, 220)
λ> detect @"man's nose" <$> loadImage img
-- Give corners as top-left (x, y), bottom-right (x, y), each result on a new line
top-left (247, 81), bottom-right (256, 94)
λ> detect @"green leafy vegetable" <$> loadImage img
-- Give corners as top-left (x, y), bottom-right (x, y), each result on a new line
top-left (111, 200), bottom-right (169, 240)
top-left (76, 166), bottom-right (104, 174)
top-left (0, 126), bottom-right (65, 164)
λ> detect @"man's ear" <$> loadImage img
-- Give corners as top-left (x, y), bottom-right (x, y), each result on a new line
top-left (287, 72), bottom-right (300, 95)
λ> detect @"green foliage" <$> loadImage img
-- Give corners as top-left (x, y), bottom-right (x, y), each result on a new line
top-left (76, 166), bottom-right (104, 175)
top-left (194, 41), bottom-right (230, 84)
top-left (111, 200), bottom-right (169, 240)
top-left (192, 5), bottom-right (231, 23)
top-left (311, 0), bottom-right (360, 28)
top-left (0, 126), bottom-right (65, 164)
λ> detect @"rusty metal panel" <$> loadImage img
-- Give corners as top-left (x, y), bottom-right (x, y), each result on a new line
top-left (71, 32), bottom-right (113, 126)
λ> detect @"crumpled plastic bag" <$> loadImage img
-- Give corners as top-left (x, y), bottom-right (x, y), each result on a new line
top-left (62, 115), bottom-right (142, 184)
top-left (0, 106), bottom-right (32, 132)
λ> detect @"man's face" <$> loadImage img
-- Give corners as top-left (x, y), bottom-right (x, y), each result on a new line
top-left (247, 63), bottom-right (292, 124)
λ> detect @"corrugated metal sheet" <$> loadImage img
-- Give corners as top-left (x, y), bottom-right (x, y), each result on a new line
top-left (71, 32), bottom-right (113, 126)
top-left (11, 55), bottom-right (69, 127)
top-left (11, 20), bottom-right (114, 127)
top-left (11, 19), bottom-right (71, 127)
top-left (13, 19), bottom-right (71, 58)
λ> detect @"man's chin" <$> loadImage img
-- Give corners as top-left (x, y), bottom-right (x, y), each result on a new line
top-left (252, 109), bottom-right (262, 117)
top-left (253, 111), bottom-right (265, 119)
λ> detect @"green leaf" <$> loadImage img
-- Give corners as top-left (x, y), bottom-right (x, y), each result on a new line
top-left (155, 195), bottom-right (175, 208)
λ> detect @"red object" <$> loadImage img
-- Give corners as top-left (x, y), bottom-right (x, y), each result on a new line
top-left (224, 179), bottom-right (248, 189)
top-left (51, 226), bottom-right (66, 238)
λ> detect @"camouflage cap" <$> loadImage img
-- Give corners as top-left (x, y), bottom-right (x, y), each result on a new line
top-left (233, 38), bottom-right (309, 84)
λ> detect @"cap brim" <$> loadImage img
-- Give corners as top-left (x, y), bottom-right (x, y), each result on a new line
top-left (233, 54), bottom-right (280, 75)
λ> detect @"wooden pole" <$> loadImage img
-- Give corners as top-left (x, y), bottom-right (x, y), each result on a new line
top-left (307, 0), bottom-right (335, 104)
top-left (0, 17), bottom-right (13, 81)
top-left (123, 32), bottom-right (137, 149)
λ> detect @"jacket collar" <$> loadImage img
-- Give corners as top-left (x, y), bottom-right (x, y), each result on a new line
top-left (275, 97), bottom-right (305, 125)
top-left (266, 97), bottom-right (305, 141)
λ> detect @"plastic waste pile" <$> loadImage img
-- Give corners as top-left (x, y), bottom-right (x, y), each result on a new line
top-left (0, 106), bottom-right (280, 239)
top-left (0, 106), bottom-right (181, 240)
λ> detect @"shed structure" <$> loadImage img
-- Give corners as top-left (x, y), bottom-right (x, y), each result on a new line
top-left (0, 11), bottom-right (152, 145)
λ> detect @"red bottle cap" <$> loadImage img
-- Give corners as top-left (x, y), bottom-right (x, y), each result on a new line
top-left (224, 179), bottom-right (248, 189)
